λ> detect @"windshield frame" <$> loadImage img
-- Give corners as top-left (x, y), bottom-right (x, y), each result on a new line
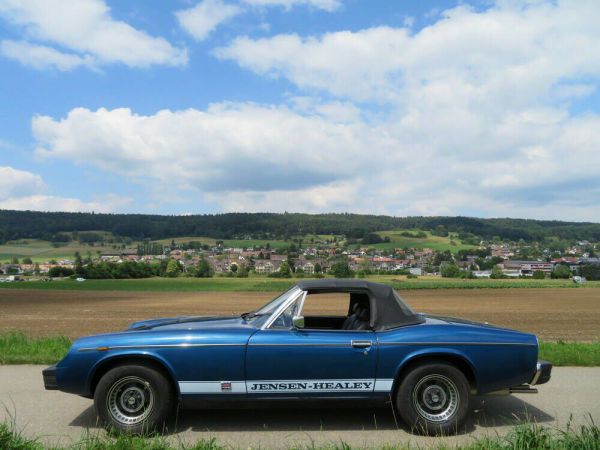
top-left (242, 286), bottom-right (303, 328)
top-left (260, 287), bottom-right (304, 330)
top-left (253, 286), bottom-right (301, 315)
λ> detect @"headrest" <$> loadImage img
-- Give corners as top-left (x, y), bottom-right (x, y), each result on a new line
top-left (356, 306), bottom-right (370, 321)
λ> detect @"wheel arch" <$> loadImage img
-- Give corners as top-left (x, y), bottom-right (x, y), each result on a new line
top-left (88, 353), bottom-right (180, 399)
top-left (392, 350), bottom-right (479, 396)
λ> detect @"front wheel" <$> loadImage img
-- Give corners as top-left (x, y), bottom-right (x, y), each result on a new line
top-left (94, 364), bottom-right (176, 434)
top-left (395, 362), bottom-right (470, 435)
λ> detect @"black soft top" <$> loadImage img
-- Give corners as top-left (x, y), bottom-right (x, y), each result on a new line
top-left (296, 279), bottom-right (424, 330)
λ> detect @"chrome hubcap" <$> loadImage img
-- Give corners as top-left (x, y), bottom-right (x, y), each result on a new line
top-left (107, 376), bottom-right (155, 425)
top-left (412, 374), bottom-right (459, 422)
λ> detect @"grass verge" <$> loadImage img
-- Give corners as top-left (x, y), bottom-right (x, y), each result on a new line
top-left (539, 341), bottom-right (600, 366)
top-left (1, 332), bottom-right (599, 367)
top-left (0, 332), bottom-right (70, 364)
top-left (0, 420), bottom-right (598, 449)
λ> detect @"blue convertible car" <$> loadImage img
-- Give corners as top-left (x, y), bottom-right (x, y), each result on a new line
top-left (43, 279), bottom-right (551, 435)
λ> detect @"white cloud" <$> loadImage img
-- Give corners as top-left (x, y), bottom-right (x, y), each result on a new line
top-left (176, 0), bottom-right (243, 41)
top-left (0, 166), bottom-right (45, 198)
top-left (174, 0), bottom-right (341, 43)
top-left (0, 40), bottom-right (93, 71)
top-left (241, 0), bottom-right (341, 12)
top-left (0, 166), bottom-right (128, 213)
top-left (214, 28), bottom-right (410, 101)
top-left (21, 0), bottom-right (600, 220)
top-left (32, 105), bottom-right (391, 193)
top-left (0, 0), bottom-right (187, 70)
top-left (0, 195), bottom-right (116, 213)
top-left (30, 98), bottom-right (600, 220)
top-left (204, 181), bottom-right (362, 213)
top-left (216, 1), bottom-right (600, 104)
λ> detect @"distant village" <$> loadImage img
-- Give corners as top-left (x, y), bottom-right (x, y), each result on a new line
top-left (1, 234), bottom-right (599, 282)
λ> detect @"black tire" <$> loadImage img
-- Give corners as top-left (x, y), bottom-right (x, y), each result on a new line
top-left (94, 364), bottom-right (176, 434)
top-left (395, 361), bottom-right (470, 436)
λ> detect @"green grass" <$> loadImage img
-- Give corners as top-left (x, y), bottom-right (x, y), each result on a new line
top-left (0, 332), bottom-right (71, 364)
top-left (465, 421), bottom-right (600, 450)
top-left (1, 332), bottom-right (598, 367)
top-left (372, 229), bottom-right (478, 253)
top-left (150, 236), bottom-right (292, 249)
top-left (0, 239), bottom-right (129, 263)
top-left (1, 276), bottom-right (599, 292)
top-left (384, 277), bottom-right (599, 290)
top-left (539, 341), bottom-right (600, 366)
top-left (222, 239), bottom-right (290, 249)
top-left (152, 236), bottom-right (217, 246)
top-left (0, 420), bottom-right (598, 450)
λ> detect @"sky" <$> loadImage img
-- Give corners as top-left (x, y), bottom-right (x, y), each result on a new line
top-left (0, 0), bottom-right (599, 221)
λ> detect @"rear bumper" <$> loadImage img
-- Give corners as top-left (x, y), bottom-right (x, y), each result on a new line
top-left (42, 365), bottom-right (58, 390)
top-left (530, 360), bottom-right (552, 385)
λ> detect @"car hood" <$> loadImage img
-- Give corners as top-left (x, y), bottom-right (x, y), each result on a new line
top-left (127, 315), bottom-right (251, 331)
top-left (68, 315), bottom-right (254, 351)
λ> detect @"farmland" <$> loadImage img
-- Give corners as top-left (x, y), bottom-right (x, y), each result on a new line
top-left (0, 227), bottom-right (478, 265)
top-left (1, 287), bottom-right (598, 341)
top-left (0, 239), bottom-right (121, 263)
top-left (153, 236), bottom-right (292, 249)
top-left (371, 229), bottom-right (477, 252)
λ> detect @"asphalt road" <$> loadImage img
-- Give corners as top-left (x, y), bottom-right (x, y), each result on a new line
top-left (0, 366), bottom-right (598, 448)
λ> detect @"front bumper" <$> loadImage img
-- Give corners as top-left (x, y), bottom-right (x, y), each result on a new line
top-left (42, 364), bottom-right (58, 390)
top-left (530, 360), bottom-right (552, 385)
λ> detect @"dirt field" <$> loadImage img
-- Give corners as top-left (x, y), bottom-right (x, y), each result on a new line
top-left (0, 288), bottom-right (598, 341)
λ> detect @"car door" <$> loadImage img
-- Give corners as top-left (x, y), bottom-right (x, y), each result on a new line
top-left (245, 291), bottom-right (379, 397)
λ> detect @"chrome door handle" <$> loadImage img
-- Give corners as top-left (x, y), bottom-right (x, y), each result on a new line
top-left (351, 340), bottom-right (372, 349)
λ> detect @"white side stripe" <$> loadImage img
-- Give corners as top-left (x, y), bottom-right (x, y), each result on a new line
top-left (179, 381), bottom-right (246, 394)
top-left (247, 379), bottom-right (374, 393)
top-left (374, 379), bottom-right (394, 392)
top-left (179, 379), bottom-right (395, 394)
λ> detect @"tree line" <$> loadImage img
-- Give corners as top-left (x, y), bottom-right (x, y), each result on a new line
top-left (1, 209), bottom-right (600, 243)
top-left (48, 254), bottom-right (215, 279)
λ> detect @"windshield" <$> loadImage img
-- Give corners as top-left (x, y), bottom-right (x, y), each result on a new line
top-left (243, 286), bottom-right (301, 319)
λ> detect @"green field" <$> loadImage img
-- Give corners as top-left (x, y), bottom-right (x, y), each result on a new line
top-left (0, 239), bottom-right (128, 263)
top-left (0, 275), bottom-right (597, 292)
top-left (222, 239), bottom-right (290, 249)
top-left (152, 236), bottom-right (217, 245)
top-left (0, 235), bottom-right (320, 264)
top-left (370, 229), bottom-right (477, 253)
top-left (0, 228), bottom-right (478, 264)
top-left (129, 236), bottom-right (319, 250)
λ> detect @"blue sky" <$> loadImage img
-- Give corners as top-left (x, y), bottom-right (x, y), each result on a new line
top-left (1, 0), bottom-right (599, 221)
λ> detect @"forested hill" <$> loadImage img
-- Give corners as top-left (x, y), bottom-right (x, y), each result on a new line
top-left (1, 209), bottom-right (599, 243)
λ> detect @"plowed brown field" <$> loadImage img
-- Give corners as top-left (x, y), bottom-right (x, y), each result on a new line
top-left (0, 288), bottom-right (598, 341)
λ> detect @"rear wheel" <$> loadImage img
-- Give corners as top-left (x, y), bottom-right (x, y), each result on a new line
top-left (94, 364), bottom-right (176, 434)
top-left (395, 362), bottom-right (470, 435)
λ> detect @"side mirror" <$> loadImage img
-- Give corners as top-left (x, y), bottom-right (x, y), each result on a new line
top-left (292, 315), bottom-right (305, 328)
